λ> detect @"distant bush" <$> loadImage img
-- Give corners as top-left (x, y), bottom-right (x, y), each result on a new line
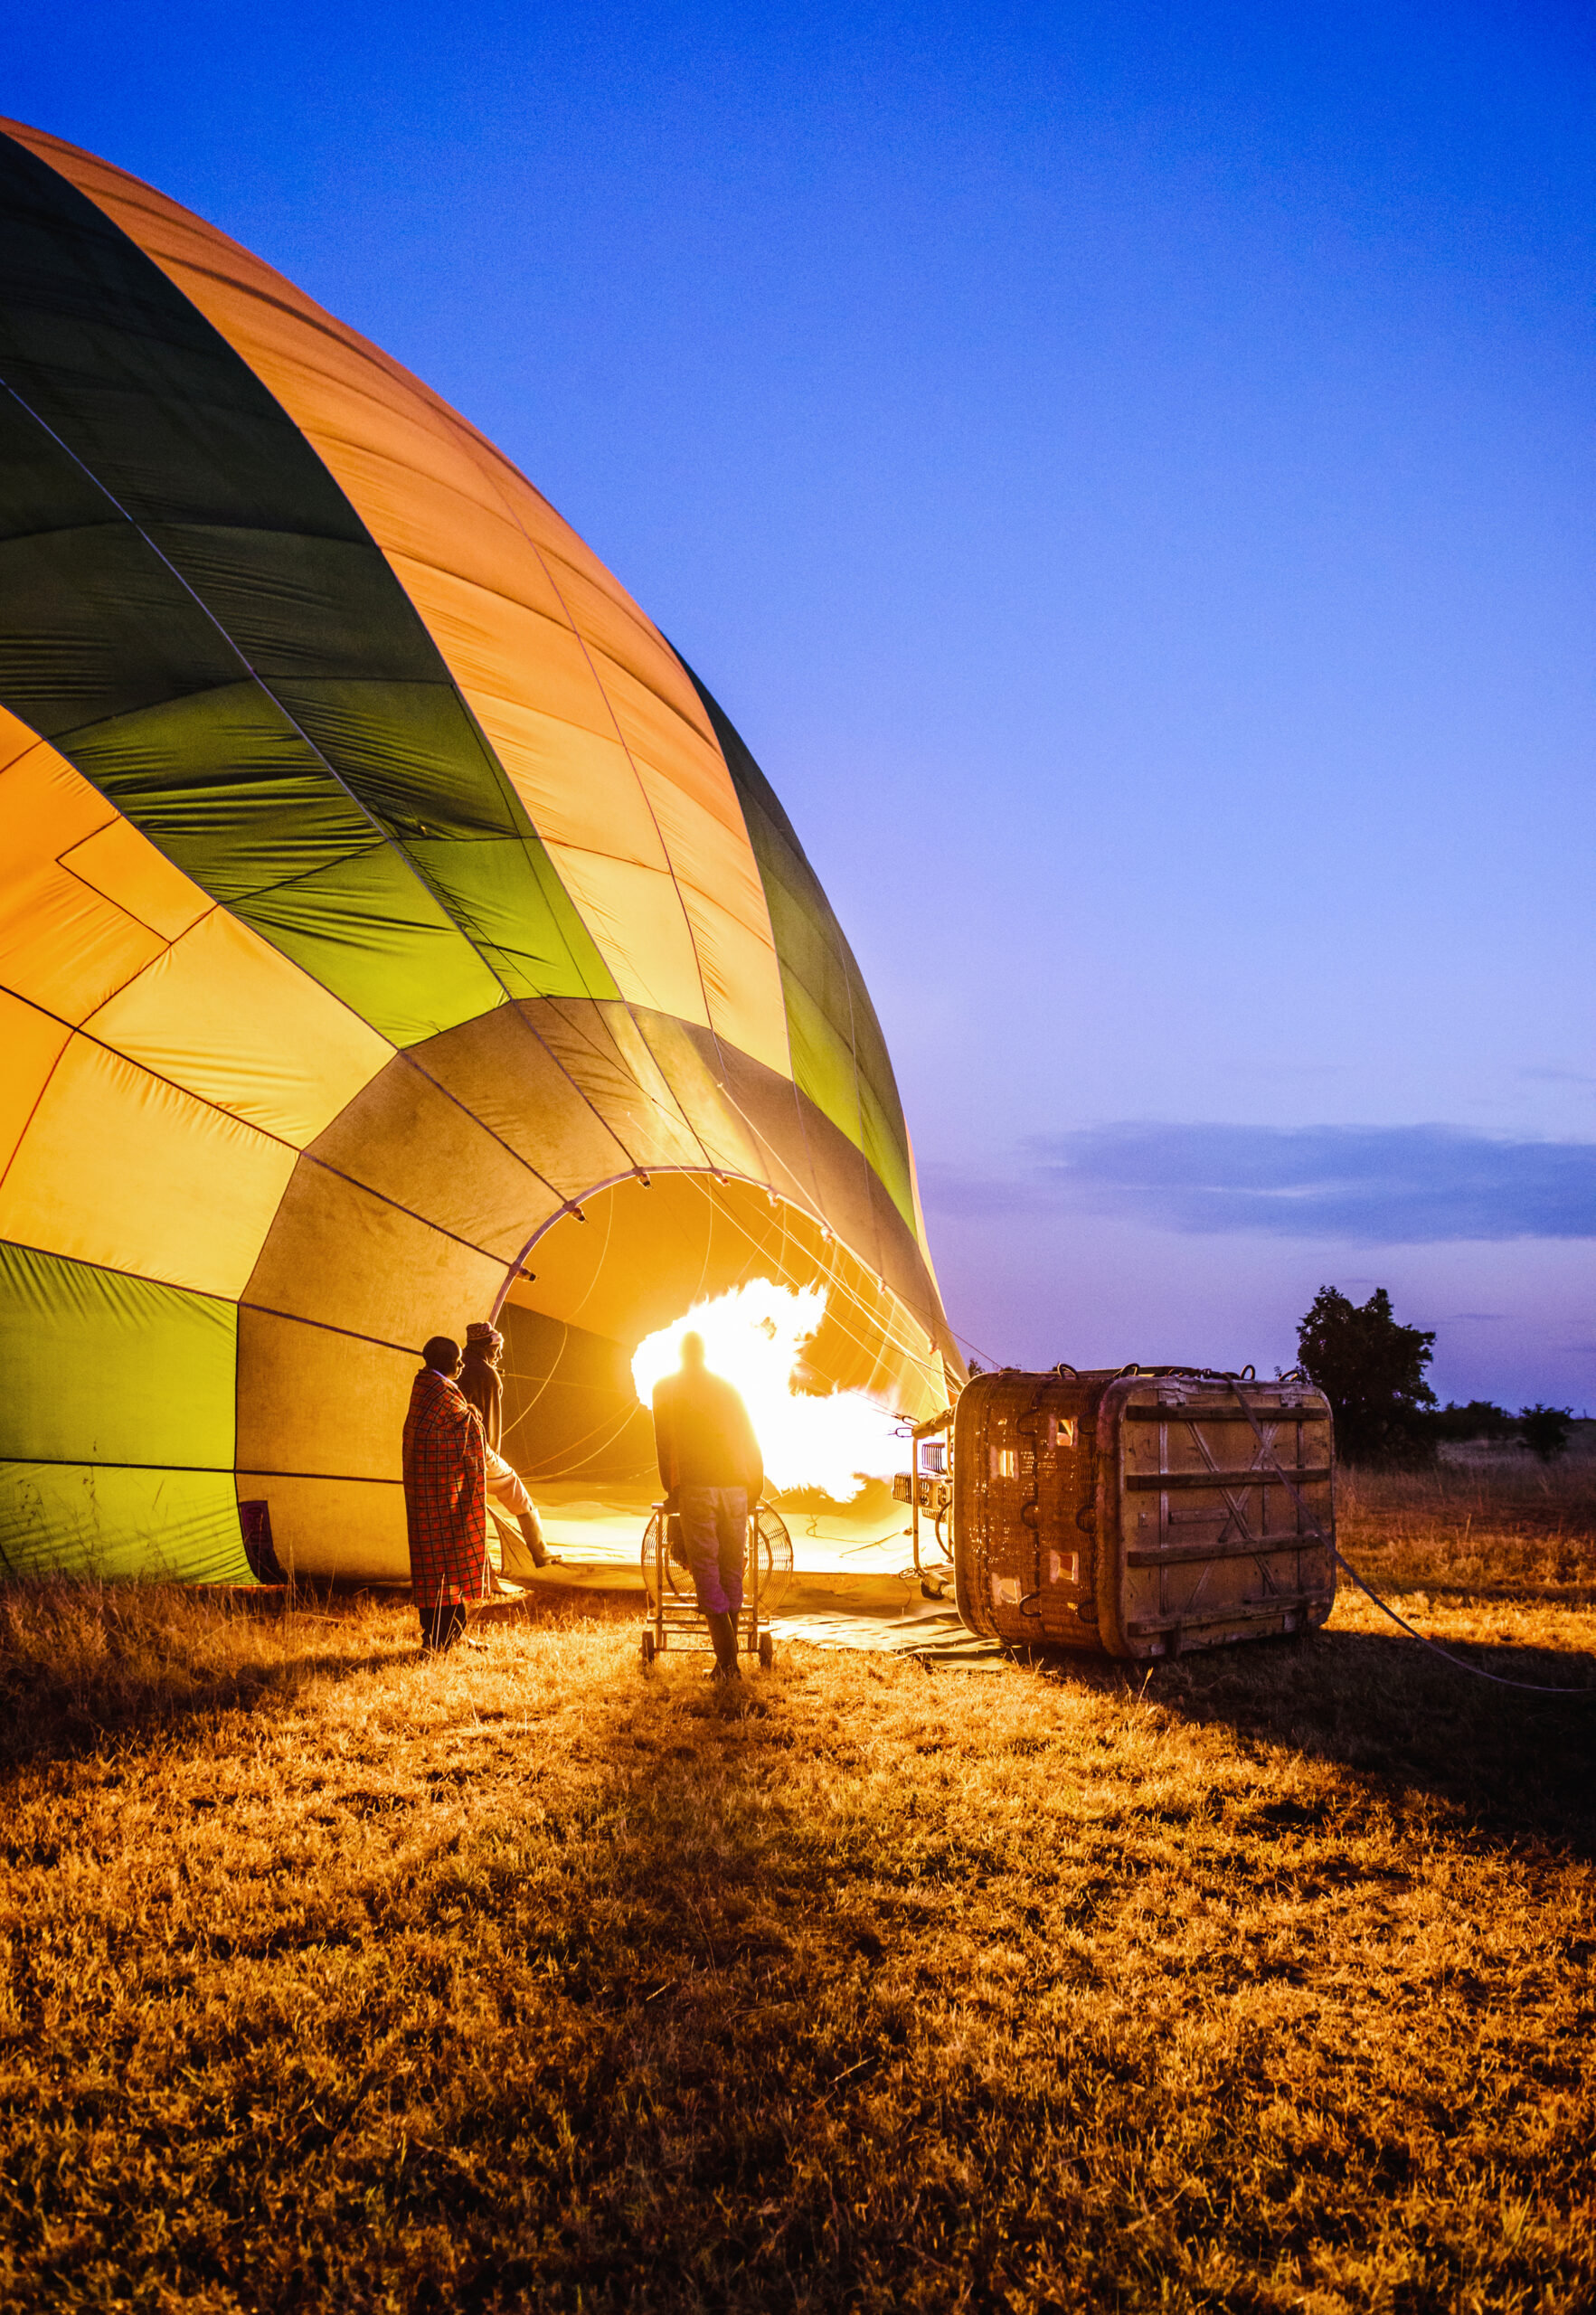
top-left (1519, 1403), bottom-right (1575, 1463)
top-left (1425, 1399), bottom-right (1518, 1445)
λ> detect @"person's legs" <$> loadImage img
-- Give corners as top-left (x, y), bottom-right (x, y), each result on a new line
top-left (486, 1450), bottom-right (559, 1571)
top-left (496, 1500), bottom-right (552, 1578)
top-left (713, 1488), bottom-right (748, 1612)
top-left (419, 1598), bottom-right (467, 1651)
top-left (680, 1487), bottom-right (728, 1609)
top-left (713, 1488), bottom-right (748, 1673)
top-left (681, 1487), bottom-right (740, 1677)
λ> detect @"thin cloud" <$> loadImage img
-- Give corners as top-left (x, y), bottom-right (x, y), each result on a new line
top-left (921, 1124), bottom-right (1596, 1244)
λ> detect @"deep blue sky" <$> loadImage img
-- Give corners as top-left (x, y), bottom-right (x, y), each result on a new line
top-left (11, 2), bottom-right (1595, 1404)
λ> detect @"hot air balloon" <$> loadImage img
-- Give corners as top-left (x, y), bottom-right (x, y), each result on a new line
top-left (0, 121), bottom-right (961, 1587)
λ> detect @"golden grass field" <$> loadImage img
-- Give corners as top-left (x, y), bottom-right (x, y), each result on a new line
top-left (2, 1460), bottom-right (1594, 2312)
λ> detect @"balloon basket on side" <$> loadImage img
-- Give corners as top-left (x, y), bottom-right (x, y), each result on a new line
top-left (639, 1502), bottom-right (793, 1671)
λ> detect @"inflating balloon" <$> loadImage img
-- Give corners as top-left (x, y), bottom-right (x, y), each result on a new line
top-left (0, 121), bottom-right (959, 1583)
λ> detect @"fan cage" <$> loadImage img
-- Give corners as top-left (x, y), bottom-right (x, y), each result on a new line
top-left (640, 1503), bottom-right (794, 1615)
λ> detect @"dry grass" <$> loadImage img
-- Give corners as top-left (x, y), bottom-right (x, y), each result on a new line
top-left (1338, 1453), bottom-right (1596, 1600)
top-left (1, 1482), bottom-right (1594, 2314)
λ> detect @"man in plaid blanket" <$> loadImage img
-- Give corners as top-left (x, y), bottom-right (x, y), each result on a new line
top-left (402, 1337), bottom-right (491, 1650)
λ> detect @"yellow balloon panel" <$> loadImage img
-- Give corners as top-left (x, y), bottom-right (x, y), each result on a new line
top-left (524, 548), bottom-right (720, 747)
top-left (675, 889), bottom-right (794, 1073)
top-left (237, 1310), bottom-right (427, 1485)
top-left (543, 850), bottom-right (713, 1027)
top-left (531, 1000), bottom-right (712, 1174)
top-left (439, 684), bottom-right (666, 869)
top-left (0, 1036), bottom-right (297, 1299)
top-left (231, 1471), bottom-right (408, 1586)
top-left (388, 557), bottom-right (676, 866)
top-left (317, 439), bottom-right (571, 625)
top-left (242, 1156), bottom-right (507, 1344)
top-left (307, 1055), bottom-right (563, 1262)
top-left (390, 556), bottom-right (642, 757)
top-left (627, 1012), bottom-right (778, 1184)
top-left (407, 1009), bottom-right (634, 1195)
top-left (0, 708), bottom-right (392, 1161)
top-left (598, 651), bottom-right (751, 843)
top-left (85, 909), bottom-right (394, 1150)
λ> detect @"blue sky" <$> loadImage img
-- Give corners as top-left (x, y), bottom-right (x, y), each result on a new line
top-left (10, 1), bottom-right (1595, 1404)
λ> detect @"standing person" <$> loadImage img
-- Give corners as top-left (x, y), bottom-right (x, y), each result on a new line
top-left (459, 1321), bottom-right (507, 1451)
top-left (459, 1321), bottom-right (561, 1574)
top-left (650, 1331), bottom-right (764, 1680)
top-left (402, 1336), bottom-right (492, 1651)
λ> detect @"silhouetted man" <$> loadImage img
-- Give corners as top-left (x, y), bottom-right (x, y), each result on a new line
top-left (651, 1331), bottom-right (763, 1680)
top-left (402, 1336), bottom-right (491, 1650)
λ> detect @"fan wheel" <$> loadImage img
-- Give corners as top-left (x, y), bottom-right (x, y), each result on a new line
top-left (751, 1504), bottom-right (794, 1614)
top-left (640, 1510), bottom-right (697, 1604)
top-left (639, 1503), bottom-right (795, 1613)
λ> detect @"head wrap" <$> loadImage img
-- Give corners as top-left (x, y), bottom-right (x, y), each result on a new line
top-left (466, 1321), bottom-right (504, 1352)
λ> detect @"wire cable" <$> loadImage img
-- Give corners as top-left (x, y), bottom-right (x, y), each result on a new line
top-left (1222, 1379), bottom-right (1596, 1700)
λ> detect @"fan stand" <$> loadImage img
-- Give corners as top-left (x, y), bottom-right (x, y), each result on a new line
top-left (639, 1502), bottom-right (791, 1670)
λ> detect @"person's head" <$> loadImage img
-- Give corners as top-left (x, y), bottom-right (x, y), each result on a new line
top-left (679, 1330), bottom-right (705, 1373)
top-left (465, 1321), bottom-right (503, 1369)
top-left (421, 1335), bottom-right (462, 1378)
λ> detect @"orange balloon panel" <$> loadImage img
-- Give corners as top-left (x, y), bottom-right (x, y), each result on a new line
top-left (0, 738), bottom-right (165, 1025)
top-left (0, 988), bottom-right (71, 1179)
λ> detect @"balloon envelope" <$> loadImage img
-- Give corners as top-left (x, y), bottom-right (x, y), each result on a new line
top-left (0, 120), bottom-right (959, 1583)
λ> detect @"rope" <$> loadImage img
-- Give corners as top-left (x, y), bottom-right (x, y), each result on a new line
top-left (1327, 1542), bottom-right (1596, 1696)
top-left (1222, 1378), bottom-right (1596, 1701)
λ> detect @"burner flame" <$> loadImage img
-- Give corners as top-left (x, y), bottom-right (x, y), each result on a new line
top-left (629, 1280), bottom-right (900, 1500)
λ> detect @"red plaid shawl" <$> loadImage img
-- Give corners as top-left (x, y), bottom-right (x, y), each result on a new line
top-left (402, 1366), bottom-right (489, 1613)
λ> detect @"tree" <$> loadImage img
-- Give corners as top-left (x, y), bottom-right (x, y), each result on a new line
top-left (1429, 1399), bottom-right (1516, 1445)
top-left (1518, 1403), bottom-right (1573, 1463)
top-left (1296, 1286), bottom-right (1437, 1464)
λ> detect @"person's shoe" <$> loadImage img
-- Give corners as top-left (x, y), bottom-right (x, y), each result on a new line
top-left (516, 1511), bottom-right (563, 1572)
top-left (705, 1610), bottom-right (742, 1678)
